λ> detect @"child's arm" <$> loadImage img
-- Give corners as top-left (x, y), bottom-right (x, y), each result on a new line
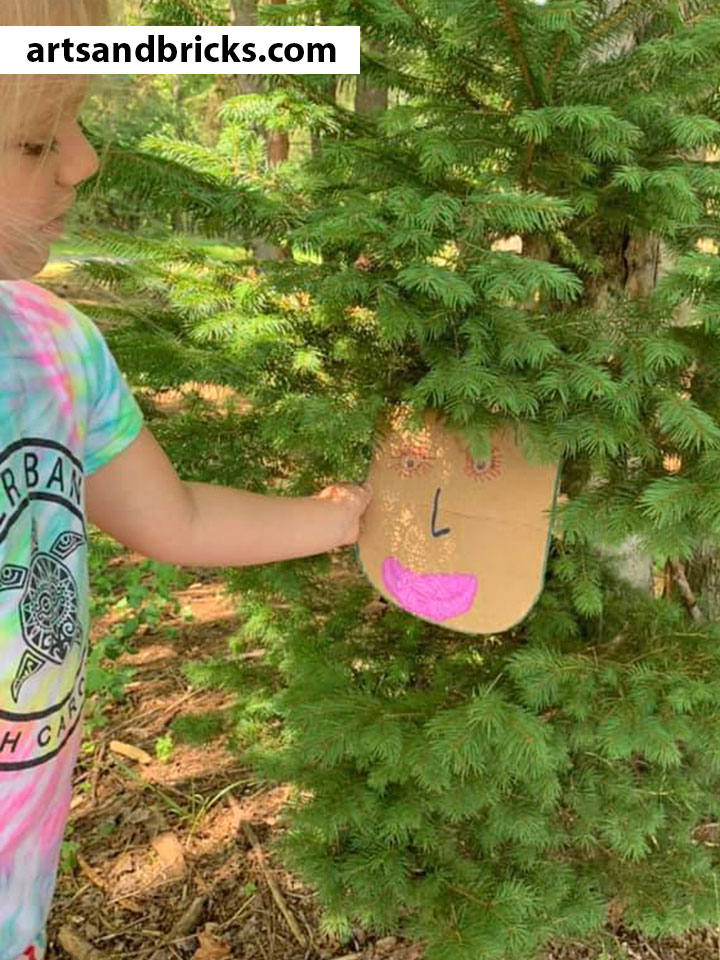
top-left (85, 426), bottom-right (371, 567)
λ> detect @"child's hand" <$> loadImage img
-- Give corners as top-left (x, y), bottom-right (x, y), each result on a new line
top-left (314, 482), bottom-right (373, 547)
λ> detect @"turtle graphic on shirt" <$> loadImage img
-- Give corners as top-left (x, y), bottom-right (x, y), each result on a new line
top-left (0, 518), bottom-right (85, 703)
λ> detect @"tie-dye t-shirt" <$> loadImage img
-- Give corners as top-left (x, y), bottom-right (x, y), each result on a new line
top-left (0, 280), bottom-right (144, 960)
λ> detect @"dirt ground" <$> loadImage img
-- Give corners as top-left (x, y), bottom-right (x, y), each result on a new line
top-left (47, 561), bottom-right (370, 960)
top-left (43, 551), bottom-right (720, 960)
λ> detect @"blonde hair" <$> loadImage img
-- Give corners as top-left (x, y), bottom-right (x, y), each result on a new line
top-left (0, 0), bottom-right (112, 278)
top-left (0, 0), bottom-right (112, 146)
top-left (0, 0), bottom-right (110, 25)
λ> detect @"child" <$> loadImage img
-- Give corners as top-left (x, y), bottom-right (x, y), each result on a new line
top-left (0, 2), bottom-right (372, 957)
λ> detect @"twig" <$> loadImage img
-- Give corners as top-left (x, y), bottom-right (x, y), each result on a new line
top-left (113, 689), bottom-right (197, 734)
top-left (168, 896), bottom-right (206, 938)
top-left (147, 896), bottom-right (206, 960)
top-left (218, 894), bottom-right (256, 932)
top-left (57, 926), bottom-right (108, 960)
top-left (77, 853), bottom-right (106, 891)
top-left (90, 740), bottom-right (106, 806)
top-left (669, 560), bottom-right (704, 622)
top-left (638, 935), bottom-right (665, 960)
top-left (237, 817), bottom-right (307, 949)
top-left (62, 881), bottom-right (92, 911)
top-left (544, 34), bottom-right (569, 90)
top-left (121, 931), bottom-right (216, 960)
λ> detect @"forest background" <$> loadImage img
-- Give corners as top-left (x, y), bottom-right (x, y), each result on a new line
top-left (40, 3), bottom-right (720, 960)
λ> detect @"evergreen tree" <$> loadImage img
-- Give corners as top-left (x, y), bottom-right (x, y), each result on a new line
top-left (67, 1), bottom-right (720, 957)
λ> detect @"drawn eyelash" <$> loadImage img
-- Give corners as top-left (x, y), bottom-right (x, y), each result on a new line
top-left (465, 447), bottom-right (502, 481)
top-left (390, 443), bottom-right (434, 477)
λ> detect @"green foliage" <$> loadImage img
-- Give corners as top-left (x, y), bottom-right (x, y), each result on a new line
top-left (171, 710), bottom-right (227, 745)
top-left (59, 825), bottom-right (80, 875)
top-left (64, 0), bottom-right (720, 956)
top-left (85, 532), bottom-right (191, 725)
top-left (238, 569), bottom-right (720, 957)
top-left (154, 732), bottom-right (175, 764)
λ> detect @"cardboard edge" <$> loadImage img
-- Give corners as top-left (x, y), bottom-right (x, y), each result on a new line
top-left (353, 459), bottom-right (564, 638)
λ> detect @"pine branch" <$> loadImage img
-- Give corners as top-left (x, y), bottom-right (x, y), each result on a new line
top-left (142, 0), bottom-right (227, 25)
top-left (172, 0), bottom-right (222, 23)
top-left (585, 0), bottom-right (649, 48)
top-left (493, 0), bottom-right (540, 107)
top-left (359, 44), bottom-right (498, 117)
top-left (544, 33), bottom-right (570, 95)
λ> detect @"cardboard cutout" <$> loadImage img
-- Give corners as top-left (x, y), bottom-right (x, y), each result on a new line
top-left (357, 408), bottom-right (561, 635)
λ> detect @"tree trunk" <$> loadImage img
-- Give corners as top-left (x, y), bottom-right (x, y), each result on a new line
top-left (263, 0), bottom-right (290, 174)
top-left (687, 543), bottom-right (720, 619)
top-left (575, 2), bottom-right (662, 593)
top-left (354, 39), bottom-right (388, 116)
top-left (231, 0), bottom-right (287, 262)
top-left (172, 75), bottom-right (185, 233)
top-left (231, 0), bottom-right (264, 97)
top-left (350, 40), bottom-right (388, 270)
top-left (311, 77), bottom-right (337, 158)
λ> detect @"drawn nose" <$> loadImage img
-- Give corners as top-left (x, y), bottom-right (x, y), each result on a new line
top-left (431, 487), bottom-right (451, 538)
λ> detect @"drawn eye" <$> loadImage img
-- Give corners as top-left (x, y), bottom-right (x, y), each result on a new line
top-left (391, 443), bottom-right (433, 477)
top-left (465, 447), bottom-right (502, 481)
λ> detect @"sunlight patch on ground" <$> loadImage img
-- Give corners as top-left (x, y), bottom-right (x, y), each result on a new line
top-left (137, 382), bottom-right (252, 417)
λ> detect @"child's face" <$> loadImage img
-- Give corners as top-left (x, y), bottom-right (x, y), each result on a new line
top-left (0, 82), bottom-right (99, 280)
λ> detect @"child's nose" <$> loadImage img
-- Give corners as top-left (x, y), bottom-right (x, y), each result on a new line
top-left (56, 123), bottom-right (99, 188)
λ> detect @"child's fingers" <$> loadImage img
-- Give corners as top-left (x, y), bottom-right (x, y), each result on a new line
top-left (315, 482), bottom-right (372, 508)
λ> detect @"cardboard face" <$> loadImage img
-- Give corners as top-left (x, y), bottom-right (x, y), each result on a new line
top-left (357, 408), bottom-right (560, 635)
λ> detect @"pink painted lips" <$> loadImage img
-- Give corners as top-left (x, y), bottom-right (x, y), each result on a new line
top-left (382, 556), bottom-right (477, 622)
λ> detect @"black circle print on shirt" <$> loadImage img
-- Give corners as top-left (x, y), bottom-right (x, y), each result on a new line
top-left (0, 517), bottom-right (85, 702)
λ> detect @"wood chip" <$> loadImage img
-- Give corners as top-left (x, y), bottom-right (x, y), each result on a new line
top-left (109, 740), bottom-right (153, 764)
top-left (57, 925), bottom-right (107, 960)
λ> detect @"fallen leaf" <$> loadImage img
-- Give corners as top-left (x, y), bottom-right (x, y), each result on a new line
top-left (191, 928), bottom-right (232, 960)
top-left (151, 831), bottom-right (185, 879)
top-left (109, 740), bottom-right (152, 765)
top-left (124, 807), bottom-right (152, 825)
